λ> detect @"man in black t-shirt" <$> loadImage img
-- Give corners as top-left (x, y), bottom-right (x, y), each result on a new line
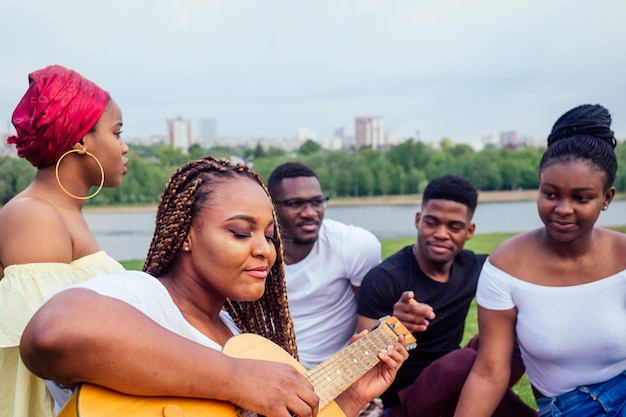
top-left (357, 175), bottom-right (536, 417)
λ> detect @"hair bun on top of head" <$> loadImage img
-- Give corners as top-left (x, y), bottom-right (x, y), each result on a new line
top-left (6, 65), bottom-right (109, 168)
top-left (547, 104), bottom-right (616, 149)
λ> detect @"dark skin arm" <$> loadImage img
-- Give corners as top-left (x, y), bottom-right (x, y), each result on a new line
top-left (21, 289), bottom-right (408, 417)
top-left (20, 289), bottom-right (319, 417)
top-left (453, 306), bottom-right (516, 417)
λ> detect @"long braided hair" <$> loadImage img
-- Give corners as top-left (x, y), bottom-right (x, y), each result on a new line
top-left (143, 156), bottom-right (298, 358)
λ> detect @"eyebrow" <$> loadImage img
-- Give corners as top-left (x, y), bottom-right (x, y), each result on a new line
top-left (226, 214), bottom-right (275, 227)
top-left (282, 194), bottom-right (324, 200)
top-left (423, 214), bottom-right (467, 224)
top-left (542, 182), bottom-right (596, 192)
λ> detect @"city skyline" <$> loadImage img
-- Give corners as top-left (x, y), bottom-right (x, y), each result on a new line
top-left (1, 1), bottom-right (625, 145)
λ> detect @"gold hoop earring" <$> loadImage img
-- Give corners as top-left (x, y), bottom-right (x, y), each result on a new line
top-left (55, 150), bottom-right (105, 200)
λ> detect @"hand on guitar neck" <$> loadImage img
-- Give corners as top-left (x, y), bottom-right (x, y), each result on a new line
top-left (57, 316), bottom-right (414, 417)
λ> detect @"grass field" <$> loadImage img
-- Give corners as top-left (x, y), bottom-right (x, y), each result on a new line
top-left (120, 225), bottom-right (626, 409)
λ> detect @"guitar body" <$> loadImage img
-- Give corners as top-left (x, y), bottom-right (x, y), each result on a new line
top-left (58, 384), bottom-right (235, 417)
top-left (57, 317), bottom-right (414, 417)
top-left (58, 334), bottom-right (344, 417)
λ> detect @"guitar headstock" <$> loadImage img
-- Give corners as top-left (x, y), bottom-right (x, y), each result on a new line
top-left (373, 316), bottom-right (418, 351)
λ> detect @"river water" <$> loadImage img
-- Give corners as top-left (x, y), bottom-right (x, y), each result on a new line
top-left (85, 200), bottom-right (626, 261)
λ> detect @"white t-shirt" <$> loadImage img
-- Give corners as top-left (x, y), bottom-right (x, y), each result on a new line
top-left (285, 218), bottom-right (381, 369)
top-left (477, 258), bottom-right (626, 397)
top-left (46, 270), bottom-right (239, 411)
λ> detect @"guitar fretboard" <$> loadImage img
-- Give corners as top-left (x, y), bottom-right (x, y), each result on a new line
top-left (305, 321), bottom-right (404, 409)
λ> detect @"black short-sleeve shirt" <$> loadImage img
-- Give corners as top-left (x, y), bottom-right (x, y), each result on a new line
top-left (357, 245), bottom-right (487, 406)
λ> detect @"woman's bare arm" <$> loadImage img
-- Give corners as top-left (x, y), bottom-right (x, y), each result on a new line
top-left (453, 305), bottom-right (517, 417)
top-left (20, 289), bottom-right (319, 417)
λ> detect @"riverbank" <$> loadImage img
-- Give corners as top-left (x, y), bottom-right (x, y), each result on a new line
top-left (329, 189), bottom-right (539, 206)
top-left (84, 189), bottom-right (626, 212)
top-left (84, 189), bottom-right (541, 213)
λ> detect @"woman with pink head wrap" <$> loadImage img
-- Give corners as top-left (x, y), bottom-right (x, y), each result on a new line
top-left (0, 65), bottom-right (129, 417)
top-left (8, 65), bottom-right (110, 168)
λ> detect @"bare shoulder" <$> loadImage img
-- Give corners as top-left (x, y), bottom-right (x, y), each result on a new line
top-left (489, 229), bottom-right (541, 271)
top-left (600, 228), bottom-right (626, 269)
top-left (0, 196), bottom-right (65, 229)
top-left (0, 197), bottom-right (73, 264)
top-left (602, 227), bottom-right (626, 246)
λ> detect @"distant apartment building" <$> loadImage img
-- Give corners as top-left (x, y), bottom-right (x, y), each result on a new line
top-left (325, 126), bottom-right (348, 150)
top-left (167, 117), bottom-right (192, 152)
top-left (297, 127), bottom-right (317, 142)
top-left (500, 130), bottom-right (518, 149)
top-left (385, 129), bottom-right (399, 150)
top-left (200, 135), bottom-right (306, 152)
top-left (321, 136), bottom-right (343, 151)
top-left (355, 117), bottom-right (385, 150)
top-left (1, 121), bottom-right (17, 156)
top-left (198, 117), bottom-right (217, 139)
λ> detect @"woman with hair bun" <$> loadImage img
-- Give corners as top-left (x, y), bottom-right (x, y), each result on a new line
top-left (455, 104), bottom-right (626, 417)
top-left (0, 65), bottom-right (129, 417)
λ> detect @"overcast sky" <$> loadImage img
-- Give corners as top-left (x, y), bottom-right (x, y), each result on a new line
top-left (2, 0), bottom-right (625, 146)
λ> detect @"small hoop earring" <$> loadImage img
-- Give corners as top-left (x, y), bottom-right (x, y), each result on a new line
top-left (55, 150), bottom-right (105, 200)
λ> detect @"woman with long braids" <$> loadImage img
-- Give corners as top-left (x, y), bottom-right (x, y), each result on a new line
top-left (0, 65), bottom-right (129, 417)
top-left (454, 104), bottom-right (626, 417)
top-left (142, 156), bottom-right (298, 355)
top-left (20, 156), bottom-right (408, 417)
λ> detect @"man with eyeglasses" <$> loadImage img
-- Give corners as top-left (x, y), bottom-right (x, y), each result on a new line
top-left (267, 162), bottom-right (381, 370)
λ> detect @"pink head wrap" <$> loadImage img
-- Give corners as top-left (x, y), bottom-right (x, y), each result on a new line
top-left (7, 65), bottom-right (109, 168)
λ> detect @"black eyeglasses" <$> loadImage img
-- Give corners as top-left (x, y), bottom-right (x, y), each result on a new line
top-left (273, 196), bottom-right (330, 211)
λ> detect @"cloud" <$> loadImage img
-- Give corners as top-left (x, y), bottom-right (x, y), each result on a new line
top-left (2, 0), bottom-right (625, 143)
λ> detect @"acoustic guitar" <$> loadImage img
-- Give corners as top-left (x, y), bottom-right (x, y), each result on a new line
top-left (58, 316), bottom-right (416, 417)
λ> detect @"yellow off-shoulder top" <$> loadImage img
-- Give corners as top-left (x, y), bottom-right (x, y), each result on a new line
top-left (0, 251), bottom-right (124, 417)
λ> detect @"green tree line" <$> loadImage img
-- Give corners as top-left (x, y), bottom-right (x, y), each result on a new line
top-left (2, 138), bottom-right (626, 206)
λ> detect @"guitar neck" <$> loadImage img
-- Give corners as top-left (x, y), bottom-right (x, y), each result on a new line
top-left (306, 319), bottom-right (411, 409)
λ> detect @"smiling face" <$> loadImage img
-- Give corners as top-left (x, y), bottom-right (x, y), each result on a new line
top-left (538, 160), bottom-right (614, 243)
top-left (82, 99), bottom-right (129, 188)
top-left (415, 198), bottom-right (475, 267)
top-left (185, 177), bottom-right (278, 302)
top-left (273, 176), bottom-right (325, 245)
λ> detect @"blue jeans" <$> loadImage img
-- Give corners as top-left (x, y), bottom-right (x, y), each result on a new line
top-left (537, 371), bottom-right (626, 416)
